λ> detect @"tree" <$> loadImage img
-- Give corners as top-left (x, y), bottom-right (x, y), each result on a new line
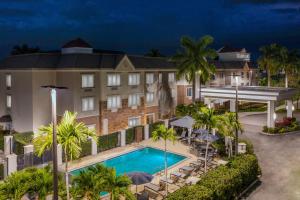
top-left (175, 102), bottom-right (204, 117)
top-left (152, 124), bottom-right (176, 194)
top-left (172, 35), bottom-right (217, 102)
top-left (193, 107), bottom-right (222, 132)
top-left (277, 46), bottom-right (300, 88)
top-left (11, 44), bottom-right (40, 55)
top-left (33, 111), bottom-right (97, 200)
top-left (145, 49), bottom-right (164, 57)
top-left (258, 44), bottom-right (281, 87)
top-left (219, 112), bottom-right (243, 137)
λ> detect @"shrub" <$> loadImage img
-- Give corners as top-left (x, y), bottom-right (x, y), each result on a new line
top-left (126, 128), bottom-right (135, 144)
top-left (98, 132), bottom-right (120, 152)
top-left (0, 164), bottom-right (3, 180)
top-left (79, 140), bottom-right (92, 158)
top-left (13, 132), bottom-right (34, 155)
top-left (149, 121), bottom-right (163, 138)
top-left (167, 154), bottom-right (260, 200)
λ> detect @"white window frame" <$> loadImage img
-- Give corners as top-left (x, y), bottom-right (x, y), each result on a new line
top-left (107, 73), bottom-right (121, 86)
top-left (81, 97), bottom-right (95, 111)
top-left (6, 74), bottom-right (11, 89)
top-left (6, 95), bottom-right (11, 108)
top-left (107, 95), bottom-right (121, 109)
top-left (81, 74), bottom-right (94, 88)
top-left (146, 92), bottom-right (154, 103)
top-left (128, 94), bottom-right (140, 107)
top-left (158, 73), bottom-right (162, 83)
top-left (128, 116), bottom-right (141, 127)
top-left (128, 73), bottom-right (140, 86)
top-left (168, 72), bottom-right (175, 83)
top-left (146, 73), bottom-right (154, 84)
top-left (186, 87), bottom-right (193, 97)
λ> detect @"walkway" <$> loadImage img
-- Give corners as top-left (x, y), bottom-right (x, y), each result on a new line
top-left (240, 114), bottom-right (300, 200)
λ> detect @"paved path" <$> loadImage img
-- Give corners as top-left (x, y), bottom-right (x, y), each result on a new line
top-left (240, 114), bottom-right (300, 200)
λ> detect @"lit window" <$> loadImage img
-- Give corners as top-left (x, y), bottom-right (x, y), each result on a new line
top-left (107, 74), bottom-right (121, 86)
top-left (146, 92), bottom-right (154, 103)
top-left (186, 87), bottom-right (193, 97)
top-left (6, 74), bottom-right (11, 89)
top-left (6, 95), bottom-right (11, 108)
top-left (146, 73), bottom-right (154, 84)
top-left (128, 94), bottom-right (140, 107)
top-left (128, 73), bottom-right (140, 85)
top-left (82, 74), bottom-right (94, 88)
top-left (82, 97), bottom-right (94, 111)
top-left (168, 73), bottom-right (175, 82)
top-left (128, 117), bottom-right (140, 127)
top-left (107, 96), bottom-right (121, 109)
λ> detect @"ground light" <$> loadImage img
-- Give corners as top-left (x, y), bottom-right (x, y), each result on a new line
top-left (41, 85), bottom-right (68, 200)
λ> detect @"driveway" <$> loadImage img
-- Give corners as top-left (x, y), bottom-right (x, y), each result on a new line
top-left (240, 113), bottom-right (300, 200)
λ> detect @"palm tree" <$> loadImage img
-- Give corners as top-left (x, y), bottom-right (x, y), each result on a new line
top-left (145, 49), bottom-right (164, 57)
top-left (11, 44), bottom-right (40, 55)
top-left (152, 124), bottom-right (176, 194)
top-left (277, 46), bottom-right (300, 88)
top-left (33, 111), bottom-right (97, 200)
top-left (172, 35), bottom-right (217, 102)
top-left (103, 168), bottom-right (135, 200)
top-left (258, 44), bottom-right (281, 87)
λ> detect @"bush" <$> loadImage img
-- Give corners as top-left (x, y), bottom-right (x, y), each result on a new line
top-left (0, 163), bottom-right (3, 180)
top-left (98, 132), bottom-right (120, 152)
top-left (126, 128), bottom-right (135, 144)
top-left (149, 121), bottom-right (163, 138)
top-left (79, 139), bottom-right (92, 158)
top-left (167, 154), bottom-right (260, 200)
top-left (13, 132), bottom-right (34, 155)
top-left (263, 121), bottom-right (300, 134)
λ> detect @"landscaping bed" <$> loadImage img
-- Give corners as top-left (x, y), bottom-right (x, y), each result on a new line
top-left (167, 154), bottom-right (261, 200)
top-left (262, 117), bottom-right (300, 135)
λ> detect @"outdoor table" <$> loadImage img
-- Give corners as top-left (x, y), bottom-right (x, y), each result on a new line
top-left (160, 176), bottom-right (174, 184)
top-left (179, 166), bottom-right (194, 174)
top-left (170, 171), bottom-right (187, 179)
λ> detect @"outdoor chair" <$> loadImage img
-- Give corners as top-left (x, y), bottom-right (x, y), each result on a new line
top-left (137, 191), bottom-right (149, 200)
top-left (179, 165), bottom-right (194, 175)
top-left (144, 182), bottom-right (166, 198)
top-left (170, 171), bottom-right (189, 179)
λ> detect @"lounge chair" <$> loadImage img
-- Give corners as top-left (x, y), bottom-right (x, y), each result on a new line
top-left (144, 183), bottom-right (166, 199)
top-left (170, 171), bottom-right (189, 179)
top-left (179, 165), bottom-right (194, 175)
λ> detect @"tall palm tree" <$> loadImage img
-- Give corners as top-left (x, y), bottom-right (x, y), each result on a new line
top-left (152, 124), bottom-right (176, 194)
top-left (172, 35), bottom-right (217, 102)
top-left (145, 49), bottom-right (164, 57)
top-left (219, 112), bottom-right (243, 137)
top-left (33, 111), bottom-right (97, 200)
top-left (277, 46), bottom-right (300, 88)
top-left (258, 44), bottom-right (281, 87)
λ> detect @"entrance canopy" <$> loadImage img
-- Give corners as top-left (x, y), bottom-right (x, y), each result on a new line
top-left (170, 116), bottom-right (195, 129)
top-left (201, 86), bottom-right (297, 102)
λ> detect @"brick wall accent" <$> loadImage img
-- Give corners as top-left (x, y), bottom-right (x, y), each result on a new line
top-left (177, 85), bottom-right (192, 105)
top-left (100, 97), bottom-right (159, 135)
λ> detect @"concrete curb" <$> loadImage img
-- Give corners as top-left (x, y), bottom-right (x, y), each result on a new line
top-left (259, 130), bottom-right (300, 136)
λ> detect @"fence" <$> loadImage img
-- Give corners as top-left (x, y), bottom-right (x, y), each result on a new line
top-left (98, 132), bottom-right (121, 153)
top-left (16, 149), bottom-right (52, 171)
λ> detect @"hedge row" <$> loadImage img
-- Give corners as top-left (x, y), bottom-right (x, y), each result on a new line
top-left (79, 139), bottom-right (92, 158)
top-left (13, 132), bottom-right (34, 155)
top-left (126, 128), bottom-right (135, 144)
top-left (97, 132), bottom-right (120, 152)
top-left (0, 163), bottom-right (3, 180)
top-left (167, 154), bottom-right (260, 200)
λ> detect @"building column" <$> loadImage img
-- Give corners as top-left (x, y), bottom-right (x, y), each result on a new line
top-left (5, 154), bottom-right (17, 177)
top-left (287, 100), bottom-right (293, 118)
top-left (102, 119), bottom-right (108, 135)
top-left (144, 124), bottom-right (149, 140)
top-left (230, 100), bottom-right (236, 112)
top-left (164, 119), bottom-right (169, 128)
top-left (120, 130), bottom-right (126, 147)
top-left (90, 137), bottom-right (97, 155)
top-left (4, 135), bottom-right (13, 155)
top-left (267, 101), bottom-right (275, 128)
top-left (57, 144), bottom-right (63, 166)
top-left (188, 128), bottom-right (192, 144)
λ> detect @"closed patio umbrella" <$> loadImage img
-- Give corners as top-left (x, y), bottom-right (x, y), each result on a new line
top-left (198, 133), bottom-right (219, 172)
top-left (127, 172), bottom-right (153, 195)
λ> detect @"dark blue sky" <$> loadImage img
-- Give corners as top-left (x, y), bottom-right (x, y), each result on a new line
top-left (0, 0), bottom-right (300, 59)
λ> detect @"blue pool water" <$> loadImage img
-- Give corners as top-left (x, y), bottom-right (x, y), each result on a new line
top-left (71, 147), bottom-right (186, 176)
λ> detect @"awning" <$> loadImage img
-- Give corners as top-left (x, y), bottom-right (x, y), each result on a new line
top-left (0, 115), bottom-right (12, 123)
top-left (170, 116), bottom-right (194, 129)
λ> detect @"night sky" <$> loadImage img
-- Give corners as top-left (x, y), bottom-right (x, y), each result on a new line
top-left (0, 0), bottom-right (300, 59)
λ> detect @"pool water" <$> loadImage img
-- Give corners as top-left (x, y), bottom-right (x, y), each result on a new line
top-left (71, 147), bottom-right (186, 176)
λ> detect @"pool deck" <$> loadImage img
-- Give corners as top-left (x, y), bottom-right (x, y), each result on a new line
top-left (63, 139), bottom-right (221, 197)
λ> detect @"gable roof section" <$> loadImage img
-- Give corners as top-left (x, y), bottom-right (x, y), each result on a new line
top-left (218, 45), bottom-right (245, 53)
top-left (62, 38), bottom-right (92, 48)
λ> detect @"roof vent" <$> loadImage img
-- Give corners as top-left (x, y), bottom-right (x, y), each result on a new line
top-left (61, 38), bottom-right (93, 54)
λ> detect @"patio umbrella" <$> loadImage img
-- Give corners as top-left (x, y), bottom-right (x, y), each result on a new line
top-left (198, 133), bottom-right (219, 172)
top-left (127, 172), bottom-right (153, 195)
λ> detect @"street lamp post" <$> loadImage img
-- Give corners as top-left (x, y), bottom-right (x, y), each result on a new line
top-left (235, 76), bottom-right (239, 155)
top-left (42, 85), bottom-right (67, 200)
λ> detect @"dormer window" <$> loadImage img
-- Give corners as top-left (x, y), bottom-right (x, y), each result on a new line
top-left (107, 74), bottom-right (121, 86)
top-left (82, 74), bottom-right (94, 88)
top-left (146, 73), bottom-right (154, 84)
top-left (128, 73), bottom-right (140, 86)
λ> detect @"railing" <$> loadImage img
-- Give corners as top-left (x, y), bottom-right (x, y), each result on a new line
top-left (16, 149), bottom-right (52, 171)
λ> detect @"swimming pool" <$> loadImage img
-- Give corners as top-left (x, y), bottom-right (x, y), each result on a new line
top-left (71, 147), bottom-right (186, 176)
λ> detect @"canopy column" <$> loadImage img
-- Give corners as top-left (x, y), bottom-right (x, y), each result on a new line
top-left (287, 100), bottom-right (293, 118)
top-left (267, 100), bottom-right (275, 128)
top-left (230, 100), bottom-right (236, 112)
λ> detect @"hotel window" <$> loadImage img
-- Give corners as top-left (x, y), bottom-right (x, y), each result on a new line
top-left (107, 95), bottom-right (121, 109)
top-left (158, 73), bottom-right (162, 83)
top-left (82, 97), bottom-right (94, 111)
top-left (241, 72), bottom-right (244, 79)
top-left (107, 74), bottom-right (121, 86)
top-left (146, 92), bottom-right (154, 103)
top-left (168, 73), bottom-right (175, 83)
top-left (6, 95), bottom-right (11, 108)
top-left (186, 87), bottom-right (193, 97)
top-left (128, 117), bottom-right (140, 127)
top-left (81, 74), bottom-right (94, 88)
top-left (6, 74), bottom-right (11, 89)
top-left (146, 114), bottom-right (155, 124)
top-left (146, 73), bottom-right (154, 84)
top-left (128, 73), bottom-right (140, 85)
top-left (128, 94), bottom-right (140, 107)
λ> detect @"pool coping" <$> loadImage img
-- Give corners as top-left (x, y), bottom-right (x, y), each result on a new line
top-left (69, 145), bottom-right (191, 175)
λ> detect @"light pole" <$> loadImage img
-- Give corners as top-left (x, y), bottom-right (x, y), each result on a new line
top-left (41, 85), bottom-right (67, 200)
top-left (234, 76), bottom-right (239, 155)
top-left (198, 70), bottom-right (202, 102)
